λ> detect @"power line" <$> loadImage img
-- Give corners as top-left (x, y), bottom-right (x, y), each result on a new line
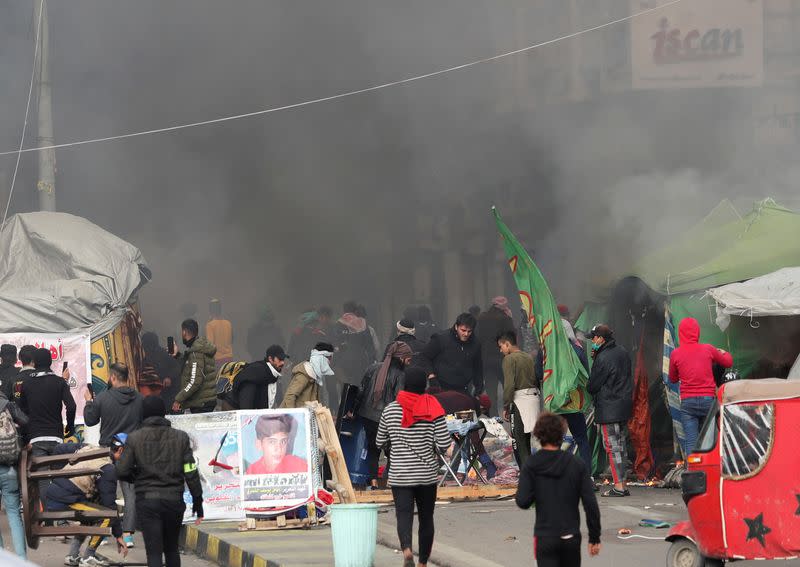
top-left (0, 0), bottom-right (683, 158)
top-left (1, 0), bottom-right (45, 228)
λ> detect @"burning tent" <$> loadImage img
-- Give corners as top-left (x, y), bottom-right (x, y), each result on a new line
top-left (576, 199), bottom-right (800, 476)
top-left (0, 212), bottom-right (151, 398)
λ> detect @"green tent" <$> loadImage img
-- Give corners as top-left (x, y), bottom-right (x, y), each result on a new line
top-left (630, 199), bottom-right (800, 296)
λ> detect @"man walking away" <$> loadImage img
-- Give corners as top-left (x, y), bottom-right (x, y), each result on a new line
top-left (377, 368), bottom-right (450, 567)
top-left (586, 324), bottom-right (633, 498)
top-left (669, 317), bottom-right (733, 456)
top-left (279, 344), bottom-right (335, 409)
top-left (498, 331), bottom-right (539, 467)
top-left (355, 305), bottom-right (381, 364)
top-left (116, 396), bottom-right (204, 567)
top-left (172, 319), bottom-right (217, 414)
top-left (49, 440), bottom-right (128, 567)
top-left (82, 363), bottom-right (143, 548)
top-left (227, 345), bottom-right (287, 410)
top-left (353, 341), bottom-right (414, 487)
top-left (141, 333), bottom-right (181, 409)
top-left (477, 297), bottom-right (515, 415)
top-left (0, 345), bottom-right (18, 400)
top-left (19, 348), bottom-right (76, 505)
top-left (415, 305), bottom-right (439, 343)
top-left (386, 319), bottom-right (426, 359)
top-left (420, 313), bottom-right (483, 396)
top-left (516, 412), bottom-right (601, 567)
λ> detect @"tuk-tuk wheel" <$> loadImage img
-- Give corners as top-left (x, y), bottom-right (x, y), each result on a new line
top-left (666, 538), bottom-right (723, 567)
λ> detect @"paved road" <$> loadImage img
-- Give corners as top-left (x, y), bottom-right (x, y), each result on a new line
top-left (377, 486), bottom-right (800, 567)
top-left (0, 530), bottom-right (216, 567)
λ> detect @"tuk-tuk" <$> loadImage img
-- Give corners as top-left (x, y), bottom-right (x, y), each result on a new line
top-left (666, 379), bottom-right (800, 566)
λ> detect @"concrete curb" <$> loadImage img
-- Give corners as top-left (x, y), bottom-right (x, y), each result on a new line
top-left (180, 524), bottom-right (280, 567)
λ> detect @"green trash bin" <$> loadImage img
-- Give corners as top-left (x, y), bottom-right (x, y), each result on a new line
top-left (330, 503), bottom-right (380, 567)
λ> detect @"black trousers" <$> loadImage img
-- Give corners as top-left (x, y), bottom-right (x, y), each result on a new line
top-left (535, 534), bottom-right (582, 567)
top-left (510, 403), bottom-right (531, 468)
top-left (32, 441), bottom-right (59, 509)
top-left (189, 401), bottom-right (217, 414)
top-left (137, 498), bottom-right (186, 567)
top-left (362, 418), bottom-right (381, 482)
top-left (391, 484), bottom-right (437, 564)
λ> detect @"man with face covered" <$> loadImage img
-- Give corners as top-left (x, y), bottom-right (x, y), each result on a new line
top-left (420, 313), bottom-right (484, 397)
top-left (245, 414), bottom-right (307, 475)
top-left (279, 343), bottom-right (335, 409)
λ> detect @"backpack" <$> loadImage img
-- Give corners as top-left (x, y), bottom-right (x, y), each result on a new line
top-left (0, 400), bottom-right (21, 465)
top-left (216, 361), bottom-right (248, 399)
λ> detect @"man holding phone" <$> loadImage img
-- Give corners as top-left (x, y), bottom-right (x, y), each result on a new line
top-left (171, 320), bottom-right (218, 414)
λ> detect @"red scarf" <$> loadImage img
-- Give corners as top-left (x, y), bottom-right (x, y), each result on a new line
top-left (396, 391), bottom-right (445, 428)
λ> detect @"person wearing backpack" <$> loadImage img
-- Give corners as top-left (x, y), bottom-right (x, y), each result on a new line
top-left (82, 363), bottom-right (143, 549)
top-left (0, 390), bottom-right (29, 559)
top-left (223, 346), bottom-right (287, 410)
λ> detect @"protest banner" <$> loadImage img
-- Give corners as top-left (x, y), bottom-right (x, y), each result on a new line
top-left (169, 411), bottom-right (244, 522)
top-left (238, 409), bottom-right (313, 509)
top-left (0, 332), bottom-right (91, 422)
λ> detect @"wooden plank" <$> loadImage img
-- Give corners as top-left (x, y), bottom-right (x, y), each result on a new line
top-left (339, 484), bottom-right (518, 504)
top-left (38, 509), bottom-right (118, 521)
top-left (307, 402), bottom-right (357, 504)
top-left (29, 467), bottom-right (106, 480)
top-left (31, 449), bottom-right (111, 468)
top-left (33, 525), bottom-right (112, 537)
top-left (237, 517), bottom-right (324, 532)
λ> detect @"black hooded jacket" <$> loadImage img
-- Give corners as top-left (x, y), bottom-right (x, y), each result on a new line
top-left (83, 386), bottom-right (144, 446)
top-left (587, 339), bottom-right (633, 424)
top-left (229, 360), bottom-right (280, 410)
top-left (420, 328), bottom-right (483, 393)
top-left (516, 449), bottom-right (601, 544)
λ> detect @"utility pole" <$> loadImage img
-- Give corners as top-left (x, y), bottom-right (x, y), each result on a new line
top-left (33, 0), bottom-right (56, 211)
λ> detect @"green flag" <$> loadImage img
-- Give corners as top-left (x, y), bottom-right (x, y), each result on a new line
top-left (493, 207), bottom-right (590, 413)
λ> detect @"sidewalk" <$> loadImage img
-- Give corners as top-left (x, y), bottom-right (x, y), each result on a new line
top-left (180, 516), bottom-right (420, 567)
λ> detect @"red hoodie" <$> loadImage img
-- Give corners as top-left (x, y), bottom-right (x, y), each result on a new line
top-left (669, 318), bottom-right (733, 400)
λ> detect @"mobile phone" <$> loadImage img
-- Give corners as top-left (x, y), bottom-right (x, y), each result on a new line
top-left (62, 361), bottom-right (68, 371)
top-left (167, 336), bottom-right (175, 355)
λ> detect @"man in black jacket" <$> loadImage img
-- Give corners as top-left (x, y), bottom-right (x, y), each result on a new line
top-left (516, 412), bottom-right (601, 566)
top-left (476, 298), bottom-right (515, 414)
top-left (420, 313), bottom-right (483, 396)
top-left (0, 344), bottom-right (18, 400)
top-left (227, 345), bottom-right (287, 410)
top-left (83, 362), bottom-right (143, 547)
top-left (586, 324), bottom-right (633, 498)
top-left (19, 348), bottom-right (77, 505)
top-left (116, 396), bottom-right (203, 567)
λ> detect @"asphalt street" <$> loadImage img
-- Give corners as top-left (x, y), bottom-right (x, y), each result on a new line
top-left (376, 486), bottom-right (800, 567)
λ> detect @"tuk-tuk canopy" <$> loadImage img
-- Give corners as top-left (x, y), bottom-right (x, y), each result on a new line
top-left (722, 378), bottom-right (800, 405)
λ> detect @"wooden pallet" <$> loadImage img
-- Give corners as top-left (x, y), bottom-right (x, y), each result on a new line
top-left (238, 514), bottom-right (328, 532)
top-left (341, 484), bottom-right (518, 504)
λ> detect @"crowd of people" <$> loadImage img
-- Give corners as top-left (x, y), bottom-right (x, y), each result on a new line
top-left (0, 291), bottom-right (735, 567)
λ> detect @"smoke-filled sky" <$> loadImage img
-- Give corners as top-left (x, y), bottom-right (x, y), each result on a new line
top-left (1, 0), bottom-right (797, 346)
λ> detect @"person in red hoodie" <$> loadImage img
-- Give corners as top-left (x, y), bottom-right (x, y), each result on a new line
top-left (669, 317), bottom-right (733, 457)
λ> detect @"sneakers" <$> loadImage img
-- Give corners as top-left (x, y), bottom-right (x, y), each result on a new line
top-left (601, 487), bottom-right (631, 497)
top-left (123, 534), bottom-right (135, 548)
top-left (79, 556), bottom-right (109, 567)
top-left (64, 556), bottom-right (80, 567)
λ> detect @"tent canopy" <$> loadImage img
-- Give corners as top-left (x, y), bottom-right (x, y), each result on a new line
top-left (0, 212), bottom-right (150, 337)
top-left (710, 267), bottom-right (800, 320)
top-left (630, 200), bottom-right (800, 296)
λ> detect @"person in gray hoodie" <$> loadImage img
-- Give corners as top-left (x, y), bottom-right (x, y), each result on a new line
top-left (83, 363), bottom-right (143, 548)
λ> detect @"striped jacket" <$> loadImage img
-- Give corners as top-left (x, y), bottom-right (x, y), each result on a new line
top-left (376, 401), bottom-right (451, 487)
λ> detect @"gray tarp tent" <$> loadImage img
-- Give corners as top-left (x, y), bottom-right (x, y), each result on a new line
top-left (0, 212), bottom-right (150, 337)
